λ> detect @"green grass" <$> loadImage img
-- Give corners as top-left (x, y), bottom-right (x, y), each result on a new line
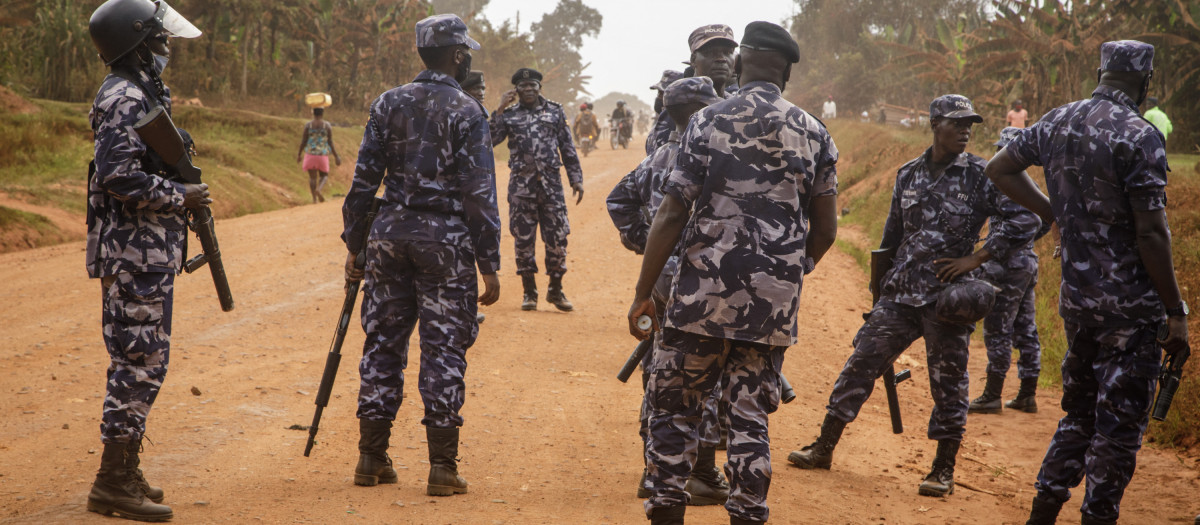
top-left (827, 120), bottom-right (1200, 450)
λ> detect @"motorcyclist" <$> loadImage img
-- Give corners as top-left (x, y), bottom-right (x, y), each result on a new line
top-left (574, 102), bottom-right (600, 144)
top-left (611, 100), bottom-right (633, 142)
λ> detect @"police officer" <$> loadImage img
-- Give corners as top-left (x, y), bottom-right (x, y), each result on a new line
top-left (343, 13), bottom-right (501, 498)
top-left (644, 70), bottom-right (684, 155)
top-left (787, 95), bottom-right (1039, 498)
top-left (984, 40), bottom-right (1189, 525)
top-left (85, 0), bottom-right (205, 520)
top-left (627, 22), bottom-right (838, 525)
top-left (460, 70), bottom-right (486, 103)
top-left (968, 127), bottom-right (1046, 415)
top-left (491, 67), bottom-right (584, 312)
top-left (645, 25), bottom-right (738, 155)
top-left (608, 77), bottom-right (729, 507)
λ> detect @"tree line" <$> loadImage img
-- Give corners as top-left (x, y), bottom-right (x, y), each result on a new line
top-left (784, 0), bottom-right (1200, 150)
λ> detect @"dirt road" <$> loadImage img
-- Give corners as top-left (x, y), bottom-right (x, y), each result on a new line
top-left (1, 138), bottom-right (1196, 524)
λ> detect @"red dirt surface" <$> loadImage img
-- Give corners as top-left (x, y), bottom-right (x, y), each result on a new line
top-left (0, 138), bottom-right (1196, 524)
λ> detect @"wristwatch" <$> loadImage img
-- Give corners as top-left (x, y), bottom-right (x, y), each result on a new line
top-left (1166, 300), bottom-right (1189, 317)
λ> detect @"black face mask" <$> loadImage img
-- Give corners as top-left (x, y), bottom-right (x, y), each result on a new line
top-left (653, 97), bottom-right (663, 114)
top-left (455, 52), bottom-right (472, 84)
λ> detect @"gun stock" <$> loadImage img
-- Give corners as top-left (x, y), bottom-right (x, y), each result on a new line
top-left (869, 247), bottom-right (908, 434)
top-left (780, 372), bottom-right (796, 404)
top-left (133, 106), bottom-right (232, 311)
top-left (306, 199), bottom-right (383, 456)
top-left (1151, 324), bottom-right (1190, 421)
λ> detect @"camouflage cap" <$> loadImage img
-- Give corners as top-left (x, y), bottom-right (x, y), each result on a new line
top-left (994, 126), bottom-right (1022, 148)
top-left (650, 69), bottom-right (685, 91)
top-left (460, 70), bottom-right (484, 90)
top-left (688, 24), bottom-right (737, 53)
top-left (663, 76), bottom-right (722, 107)
top-left (929, 94), bottom-right (983, 123)
top-left (415, 14), bottom-right (480, 50)
top-left (1100, 40), bottom-right (1154, 72)
top-left (935, 280), bottom-right (997, 325)
top-left (511, 67), bottom-right (542, 85)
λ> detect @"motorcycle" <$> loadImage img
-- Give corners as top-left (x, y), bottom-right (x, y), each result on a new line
top-left (579, 133), bottom-right (596, 157)
top-left (610, 118), bottom-right (632, 149)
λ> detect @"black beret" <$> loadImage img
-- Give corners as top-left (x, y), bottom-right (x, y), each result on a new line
top-left (461, 70), bottom-right (484, 90)
top-left (511, 67), bottom-right (543, 85)
top-left (740, 21), bottom-right (799, 63)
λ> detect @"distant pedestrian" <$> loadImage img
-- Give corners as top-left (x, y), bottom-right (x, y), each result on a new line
top-left (822, 95), bottom-right (837, 120)
top-left (985, 40), bottom-right (1189, 525)
top-left (1143, 96), bottom-right (1172, 142)
top-left (1006, 100), bottom-right (1028, 128)
top-left (297, 106), bottom-right (342, 203)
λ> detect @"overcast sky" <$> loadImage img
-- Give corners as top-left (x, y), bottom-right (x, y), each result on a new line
top-left (481, 0), bottom-right (798, 105)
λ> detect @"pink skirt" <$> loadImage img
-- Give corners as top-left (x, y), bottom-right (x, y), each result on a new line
top-left (302, 153), bottom-right (330, 173)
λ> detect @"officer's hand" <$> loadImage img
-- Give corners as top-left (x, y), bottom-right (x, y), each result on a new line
top-left (1159, 315), bottom-right (1190, 357)
top-left (498, 90), bottom-right (518, 111)
top-left (933, 253), bottom-right (983, 282)
top-left (479, 273), bottom-right (500, 306)
top-left (345, 251), bottom-right (364, 287)
top-left (627, 297), bottom-right (658, 340)
top-left (572, 182), bottom-right (584, 204)
top-left (182, 183), bottom-right (212, 210)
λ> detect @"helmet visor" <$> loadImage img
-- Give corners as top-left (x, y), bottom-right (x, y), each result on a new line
top-left (156, 1), bottom-right (201, 39)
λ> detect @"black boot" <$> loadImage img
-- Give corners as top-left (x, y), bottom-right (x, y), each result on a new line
top-left (1025, 493), bottom-right (1063, 525)
top-left (87, 442), bottom-right (173, 522)
top-left (354, 419), bottom-right (398, 486)
top-left (968, 373), bottom-right (1005, 414)
top-left (125, 438), bottom-right (164, 504)
top-left (918, 439), bottom-right (959, 497)
top-left (649, 505), bottom-right (685, 525)
top-left (1006, 376), bottom-right (1039, 413)
top-left (1080, 514), bottom-right (1116, 525)
top-left (426, 426), bottom-right (468, 496)
top-left (546, 276), bottom-right (574, 312)
top-left (731, 517), bottom-right (765, 525)
top-left (787, 414), bottom-right (845, 469)
top-left (684, 445), bottom-right (728, 506)
top-left (520, 273), bottom-right (538, 311)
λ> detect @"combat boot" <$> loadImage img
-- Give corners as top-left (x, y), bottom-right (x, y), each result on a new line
top-left (426, 426), bottom-right (468, 496)
top-left (967, 373), bottom-right (1004, 414)
top-left (546, 276), bottom-right (574, 312)
top-left (731, 517), bottom-right (765, 525)
top-left (354, 419), bottom-right (398, 486)
top-left (684, 445), bottom-right (728, 506)
top-left (125, 438), bottom-right (164, 504)
top-left (87, 442), bottom-right (173, 522)
top-left (1006, 376), bottom-right (1039, 413)
top-left (787, 414), bottom-right (845, 469)
top-left (1024, 493), bottom-right (1063, 525)
top-left (918, 439), bottom-right (959, 497)
top-left (520, 273), bottom-right (537, 311)
top-left (1080, 514), bottom-right (1116, 525)
top-left (649, 505), bottom-right (685, 525)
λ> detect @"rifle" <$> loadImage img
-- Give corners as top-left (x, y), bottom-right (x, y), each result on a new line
top-left (869, 247), bottom-right (911, 434)
top-left (304, 198), bottom-right (382, 457)
top-left (1151, 324), bottom-right (1191, 421)
top-left (133, 106), bottom-right (234, 312)
top-left (616, 332), bottom-right (797, 405)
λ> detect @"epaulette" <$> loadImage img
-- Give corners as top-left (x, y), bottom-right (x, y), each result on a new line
top-left (544, 98), bottom-right (563, 110)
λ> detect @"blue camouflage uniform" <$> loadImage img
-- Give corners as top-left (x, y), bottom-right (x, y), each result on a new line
top-left (1002, 40), bottom-right (1170, 523)
top-left (980, 216), bottom-right (1042, 380)
top-left (825, 124), bottom-right (1039, 442)
top-left (489, 95), bottom-right (583, 278)
top-left (343, 69), bottom-right (501, 429)
top-left (644, 79), bottom-right (838, 522)
top-left (88, 67), bottom-right (187, 444)
top-left (645, 110), bottom-right (676, 156)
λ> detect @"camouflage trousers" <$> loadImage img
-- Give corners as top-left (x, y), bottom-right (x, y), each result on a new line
top-left (509, 189), bottom-right (570, 278)
top-left (982, 257), bottom-right (1041, 379)
top-left (827, 300), bottom-right (972, 441)
top-left (644, 328), bottom-right (784, 522)
top-left (356, 239), bottom-right (479, 428)
top-left (99, 272), bottom-right (174, 443)
top-left (1034, 321), bottom-right (1160, 522)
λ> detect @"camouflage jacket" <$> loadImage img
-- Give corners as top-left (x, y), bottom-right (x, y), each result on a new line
top-left (644, 109), bottom-right (675, 155)
top-left (662, 81), bottom-right (839, 346)
top-left (87, 69), bottom-right (187, 278)
top-left (607, 131), bottom-right (682, 253)
top-left (342, 70), bottom-right (502, 274)
top-left (879, 150), bottom-right (1039, 307)
top-left (489, 96), bottom-right (583, 200)
top-left (1006, 85), bottom-right (1170, 326)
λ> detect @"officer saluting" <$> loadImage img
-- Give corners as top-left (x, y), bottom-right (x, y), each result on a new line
top-left (85, 0), bottom-right (205, 521)
top-left (490, 67), bottom-right (584, 312)
top-left (628, 22), bottom-right (839, 525)
top-left (342, 13), bottom-right (501, 497)
top-left (986, 40), bottom-right (1190, 525)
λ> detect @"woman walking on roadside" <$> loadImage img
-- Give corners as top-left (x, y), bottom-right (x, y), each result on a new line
top-left (297, 107), bottom-right (341, 203)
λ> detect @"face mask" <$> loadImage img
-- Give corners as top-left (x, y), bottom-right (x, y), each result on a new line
top-left (654, 97), bottom-right (663, 114)
top-left (152, 54), bottom-right (169, 75)
top-left (456, 52), bottom-right (472, 84)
